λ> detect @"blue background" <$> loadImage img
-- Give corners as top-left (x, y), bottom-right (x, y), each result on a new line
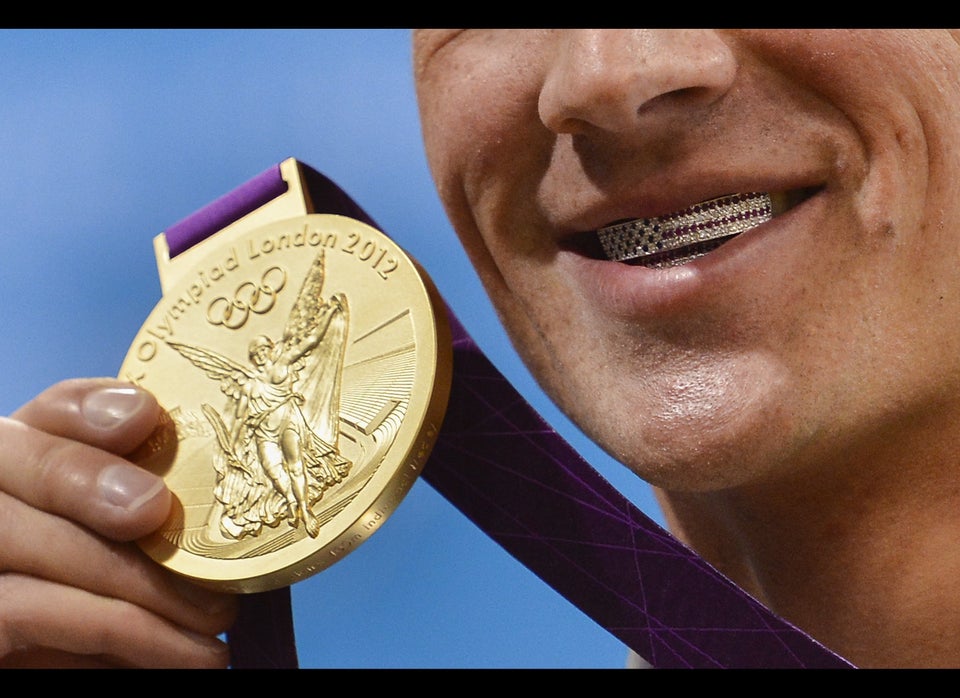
top-left (0, 28), bottom-right (665, 668)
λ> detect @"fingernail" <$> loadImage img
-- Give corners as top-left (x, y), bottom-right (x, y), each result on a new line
top-left (98, 463), bottom-right (166, 511)
top-left (81, 386), bottom-right (151, 429)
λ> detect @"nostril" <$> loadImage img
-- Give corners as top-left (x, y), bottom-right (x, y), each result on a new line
top-left (539, 30), bottom-right (737, 136)
top-left (636, 86), bottom-right (717, 117)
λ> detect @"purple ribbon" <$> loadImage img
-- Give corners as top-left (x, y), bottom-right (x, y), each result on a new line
top-left (177, 161), bottom-right (853, 668)
top-left (163, 165), bottom-right (289, 257)
top-left (420, 311), bottom-right (851, 668)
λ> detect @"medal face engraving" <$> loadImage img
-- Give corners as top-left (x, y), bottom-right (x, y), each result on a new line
top-left (120, 214), bottom-right (452, 593)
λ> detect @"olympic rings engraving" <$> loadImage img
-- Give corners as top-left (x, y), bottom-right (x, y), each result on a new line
top-left (207, 266), bottom-right (287, 329)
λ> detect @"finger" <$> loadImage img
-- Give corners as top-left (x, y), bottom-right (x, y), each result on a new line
top-left (12, 378), bottom-right (161, 456)
top-left (0, 647), bottom-right (117, 669)
top-left (0, 489), bottom-right (236, 638)
top-left (3, 378), bottom-right (170, 541)
top-left (0, 377), bottom-right (238, 668)
top-left (0, 573), bottom-right (232, 669)
top-left (0, 416), bottom-right (171, 541)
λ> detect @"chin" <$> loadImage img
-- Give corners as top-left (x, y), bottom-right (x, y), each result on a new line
top-left (611, 431), bottom-right (780, 493)
top-left (557, 367), bottom-right (800, 493)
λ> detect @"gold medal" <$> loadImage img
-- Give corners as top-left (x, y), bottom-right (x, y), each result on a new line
top-left (120, 211), bottom-right (451, 593)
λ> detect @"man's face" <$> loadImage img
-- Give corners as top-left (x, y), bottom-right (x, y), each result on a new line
top-left (413, 30), bottom-right (960, 491)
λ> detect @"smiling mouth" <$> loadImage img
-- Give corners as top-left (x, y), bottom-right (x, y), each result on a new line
top-left (590, 189), bottom-right (815, 268)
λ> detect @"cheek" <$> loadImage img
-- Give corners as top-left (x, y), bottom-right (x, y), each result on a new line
top-left (418, 59), bottom-right (558, 330)
top-left (418, 37), bottom-right (551, 225)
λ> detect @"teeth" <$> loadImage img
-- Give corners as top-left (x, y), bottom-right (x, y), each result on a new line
top-left (597, 192), bottom-right (773, 266)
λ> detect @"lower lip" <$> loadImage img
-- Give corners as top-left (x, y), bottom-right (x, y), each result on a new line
top-left (560, 192), bottom-right (822, 320)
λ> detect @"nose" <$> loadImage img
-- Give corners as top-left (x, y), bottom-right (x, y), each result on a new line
top-left (538, 29), bottom-right (737, 136)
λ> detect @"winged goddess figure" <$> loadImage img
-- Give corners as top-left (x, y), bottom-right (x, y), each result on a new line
top-left (167, 250), bottom-right (351, 540)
